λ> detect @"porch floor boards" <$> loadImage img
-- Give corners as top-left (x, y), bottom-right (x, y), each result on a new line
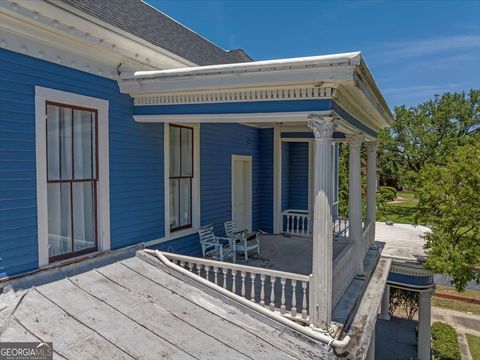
top-left (0, 252), bottom-right (332, 359)
top-left (246, 234), bottom-right (350, 274)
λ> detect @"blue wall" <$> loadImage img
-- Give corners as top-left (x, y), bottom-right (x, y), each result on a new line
top-left (281, 142), bottom-right (309, 211)
top-left (200, 124), bottom-right (273, 235)
top-left (0, 49), bottom-right (166, 277)
top-left (0, 49), bottom-right (277, 278)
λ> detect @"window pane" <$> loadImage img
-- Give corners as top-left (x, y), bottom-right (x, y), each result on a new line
top-left (181, 127), bottom-right (193, 176)
top-left (179, 178), bottom-right (191, 227)
top-left (73, 109), bottom-right (96, 179)
top-left (73, 182), bottom-right (96, 251)
top-left (48, 183), bottom-right (72, 257)
top-left (169, 126), bottom-right (181, 177)
top-left (47, 105), bottom-right (72, 180)
top-left (169, 179), bottom-right (179, 229)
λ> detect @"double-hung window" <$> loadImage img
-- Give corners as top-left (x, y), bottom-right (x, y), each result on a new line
top-left (46, 102), bottom-right (98, 261)
top-left (169, 125), bottom-right (193, 231)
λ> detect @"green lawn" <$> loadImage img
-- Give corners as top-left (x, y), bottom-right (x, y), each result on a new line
top-left (432, 297), bottom-right (480, 316)
top-left (377, 191), bottom-right (420, 224)
top-left (467, 334), bottom-right (480, 360)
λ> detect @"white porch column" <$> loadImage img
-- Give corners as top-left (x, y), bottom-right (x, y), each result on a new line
top-left (417, 289), bottom-right (433, 360)
top-left (366, 141), bottom-right (377, 246)
top-left (347, 133), bottom-right (364, 275)
top-left (307, 115), bottom-right (336, 329)
top-left (379, 285), bottom-right (391, 320)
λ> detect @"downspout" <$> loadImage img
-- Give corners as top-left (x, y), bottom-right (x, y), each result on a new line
top-left (144, 249), bottom-right (351, 349)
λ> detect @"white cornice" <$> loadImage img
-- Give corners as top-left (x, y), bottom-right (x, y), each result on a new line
top-left (0, 0), bottom-right (194, 80)
top-left (133, 85), bottom-right (338, 105)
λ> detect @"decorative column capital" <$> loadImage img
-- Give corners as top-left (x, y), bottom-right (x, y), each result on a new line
top-left (307, 115), bottom-right (337, 140)
top-left (365, 141), bottom-right (377, 152)
top-left (346, 133), bottom-right (364, 149)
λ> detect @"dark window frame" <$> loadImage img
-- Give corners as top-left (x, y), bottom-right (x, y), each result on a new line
top-left (46, 101), bottom-right (99, 262)
top-left (169, 124), bottom-right (193, 232)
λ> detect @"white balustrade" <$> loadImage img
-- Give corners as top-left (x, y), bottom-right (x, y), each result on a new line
top-left (161, 252), bottom-right (310, 322)
top-left (332, 242), bottom-right (357, 307)
top-left (281, 209), bottom-right (311, 237)
top-left (333, 217), bottom-right (350, 239)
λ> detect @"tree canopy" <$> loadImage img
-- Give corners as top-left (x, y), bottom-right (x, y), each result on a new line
top-left (378, 90), bottom-right (479, 188)
top-left (415, 141), bottom-right (480, 291)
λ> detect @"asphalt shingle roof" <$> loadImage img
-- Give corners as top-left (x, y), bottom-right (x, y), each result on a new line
top-left (58, 0), bottom-right (252, 66)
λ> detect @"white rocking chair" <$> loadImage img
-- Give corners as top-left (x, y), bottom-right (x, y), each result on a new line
top-left (224, 221), bottom-right (260, 262)
top-left (199, 224), bottom-right (236, 262)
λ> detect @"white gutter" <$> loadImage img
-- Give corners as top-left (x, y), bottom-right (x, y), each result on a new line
top-left (144, 249), bottom-right (351, 349)
top-left (133, 52), bottom-right (362, 78)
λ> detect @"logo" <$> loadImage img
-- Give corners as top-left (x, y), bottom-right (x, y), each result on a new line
top-left (0, 342), bottom-right (53, 360)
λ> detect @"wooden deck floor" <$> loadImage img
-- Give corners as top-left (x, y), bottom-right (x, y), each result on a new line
top-left (244, 234), bottom-right (350, 274)
top-left (0, 254), bottom-right (332, 359)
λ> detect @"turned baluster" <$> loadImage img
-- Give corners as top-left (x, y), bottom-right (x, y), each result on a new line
top-left (269, 276), bottom-right (276, 311)
top-left (196, 264), bottom-right (202, 277)
top-left (232, 270), bottom-right (237, 294)
top-left (250, 273), bottom-right (256, 302)
top-left (222, 268), bottom-right (228, 289)
top-left (241, 271), bottom-right (246, 298)
top-left (301, 281), bottom-right (308, 320)
top-left (213, 266), bottom-right (218, 285)
top-left (291, 279), bottom-right (297, 317)
top-left (205, 265), bottom-right (210, 281)
top-left (260, 274), bottom-right (266, 306)
top-left (280, 278), bottom-right (286, 314)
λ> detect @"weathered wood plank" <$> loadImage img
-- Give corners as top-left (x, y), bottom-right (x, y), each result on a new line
top-left (120, 256), bottom-right (325, 359)
top-left (69, 269), bottom-right (250, 359)
top-left (36, 278), bottom-right (194, 360)
top-left (10, 290), bottom-right (133, 360)
top-left (96, 261), bottom-right (285, 359)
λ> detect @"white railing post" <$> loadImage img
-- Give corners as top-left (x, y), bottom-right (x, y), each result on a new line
top-left (366, 141), bottom-right (377, 246)
top-left (307, 115), bottom-right (336, 329)
top-left (347, 133), bottom-right (364, 276)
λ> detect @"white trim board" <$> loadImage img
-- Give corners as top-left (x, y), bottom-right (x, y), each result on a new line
top-left (231, 155), bottom-right (253, 232)
top-left (35, 86), bottom-right (110, 267)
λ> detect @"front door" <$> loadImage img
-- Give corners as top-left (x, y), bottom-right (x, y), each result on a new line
top-left (231, 155), bottom-right (252, 231)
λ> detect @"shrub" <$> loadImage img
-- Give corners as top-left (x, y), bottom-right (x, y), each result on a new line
top-left (389, 288), bottom-right (419, 319)
top-left (378, 186), bottom-right (396, 201)
top-left (431, 322), bottom-right (461, 360)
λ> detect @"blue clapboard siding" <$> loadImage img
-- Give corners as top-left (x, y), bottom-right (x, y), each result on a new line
top-left (149, 233), bottom-right (202, 257)
top-left (200, 123), bottom-right (259, 235)
top-left (288, 142), bottom-right (309, 210)
top-left (257, 129), bottom-right (274, 233)
top-left (281, 142), bottom-right (290, 211)
top-left (281, 142), bottom-right (309, 211)
top-left (0, 48), bottom-right (165, 277)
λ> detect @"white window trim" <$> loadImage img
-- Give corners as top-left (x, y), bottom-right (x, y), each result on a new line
top-left (164, 122), bottom-right (201, 239)
top-left (35, 86), bottom-right (110, 267)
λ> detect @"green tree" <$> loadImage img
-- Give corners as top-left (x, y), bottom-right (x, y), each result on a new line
top-left (415, 141), bottom-right (480, 291)
top-left (378, 90), bottom-right (479, 188)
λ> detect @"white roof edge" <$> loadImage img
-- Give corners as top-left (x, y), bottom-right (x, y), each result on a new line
top-left (133, 51), bottom-right (362, 78)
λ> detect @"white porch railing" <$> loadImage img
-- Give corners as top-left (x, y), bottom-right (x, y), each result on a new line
top-left (362, 221), bottom-right (373, 257)
top-left (332, 241), bottom-right (357, 307)
top-left (160, 252), bottom-right (311, 322)
top-left (333, 217), bottom-right (350, 239)
top-left (281, 209), bottom-right (350, 240)
top-left (281, 209), bottom-right (311, 237)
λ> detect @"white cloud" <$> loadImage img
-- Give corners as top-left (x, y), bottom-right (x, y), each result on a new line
top-left (379, 34), bottom-right (480, 60)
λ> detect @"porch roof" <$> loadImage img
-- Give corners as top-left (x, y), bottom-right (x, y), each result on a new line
top-left (118, 52), bottom-right (394, 137)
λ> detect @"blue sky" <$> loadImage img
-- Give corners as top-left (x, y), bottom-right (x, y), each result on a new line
top-left (147, 1), bottom-right (480, 108)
